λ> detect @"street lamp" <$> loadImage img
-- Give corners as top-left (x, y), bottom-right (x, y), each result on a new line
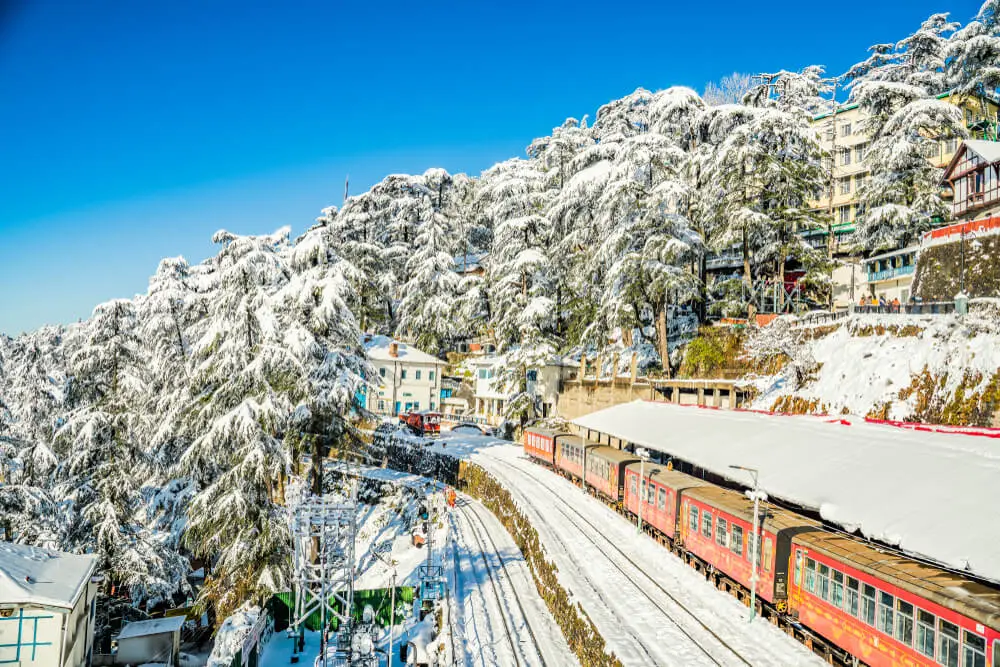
top-left (729, 464), bottom-right (762, 622)
top-left (636, 448), bottom-right (650, 534)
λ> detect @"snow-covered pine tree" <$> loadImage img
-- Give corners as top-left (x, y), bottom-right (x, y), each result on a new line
top-left (947, 1), bottom-right (1000, 127)
top-left (847, 14), bottom-right (967, 253)
top-left (55, 299), bottom-right (187, 604)
top-left (180, 229), bottom-right (297, 617)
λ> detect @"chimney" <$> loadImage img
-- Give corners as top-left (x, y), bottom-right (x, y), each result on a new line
top-left (363, 332), bottom-right (372, 344)
top-left (389, 341), bottom-right (399, 358)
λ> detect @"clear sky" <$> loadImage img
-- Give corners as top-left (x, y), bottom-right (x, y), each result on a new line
top-left (0, 0), bottom-right (983, 335)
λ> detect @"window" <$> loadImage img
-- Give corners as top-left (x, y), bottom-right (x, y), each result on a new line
top-left (401, 369), bottom-right (407, 380)
top-left (939, 619), bottom-right (960, 667)
top-left (415, 370), bottom-right (422, 380)
top-left (845, 577), bottom-right (859, 617)
top-left (839, 206), bottom-right (852, 224)
top-left (378, 399), bottom-right (385, 411)
top-left (641, 479), bottom-right (647, 502)
top-left (629, 476), bottom-right (637, 496)
top-left (429, 371), bottom-right (435, 381)
top-left (856, 173), bottom-right (868, 192)
top-left (823, 156), bottom-right (834, 171)
top-left (526, 369), bottom-right (538, 381)
top-left (840, 148), bottom-right (852, 166)
top-left (946, 138), bottom-right (959, 154)
top-left (688, 505), bottom-right (699, 532)
top-left (895, 600), bottom-right (914, 647)
top-left (830, 570), bottom-right (844, 609)
top-left (840, 122), bottom-right (852, 137)
top-left (861, 584), bottom-right (877, 626)
top-left (916, 610), bottom-right (936, 658)
top-left (430, 401), bottom-right (435, 410)
top-left (478, 369), bottom-right (489, 379)
top-left (702, 511), bottom-right (713, 538)
top-left (730, 525), bottom-right (743, 555)
top-left (716, 518), bottom-right (728, 547)
top-left (993, 640), bottom-right (1000, 667)
top-left (839, 177), bottom-right (851, 195)
top-left (804, 558), bottom-right (816, 593)
top-left (763, 537), bottom-right (773, 572)
top-left (963, 631), bottom-right (986, 667)
top-left (658, 488), bottom-right (666, 510)
top-left (877, 591), bottom-right (895, 636)
top-left (816, 564), bottom-right (830, 601)
top-left (647, 482), bottom-right (656, 503)
top-left (923, 141), bottom-right (941, 158)
top-left (855, 143), bottom-right (868, 162)
top-left (794, 551), bottom-right (803, 586)
top-left (379, 367), bottom-right (386, 378)
top-left (412, 402), bottom-right (419, 410)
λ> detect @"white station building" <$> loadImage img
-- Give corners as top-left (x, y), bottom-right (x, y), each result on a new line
top-left (364, 335), bottom-right (447, 417)
top-left (0, 541), bottom-right (99, 667)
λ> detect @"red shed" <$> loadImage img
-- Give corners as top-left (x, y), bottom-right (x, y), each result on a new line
top-left (583, 446), bottom-right (638, 503)
top-left (789, 530), bottom-right (1000, 667)
top-left (679, 485), bottom-right (817, 607)
top-left (522, 427), bottom-right (566, 466)
top-left (623, 465), bottom-right (707, 541)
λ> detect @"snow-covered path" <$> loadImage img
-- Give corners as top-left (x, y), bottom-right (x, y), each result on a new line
top-left (447, 493), bottom-right (577, 667)
top-left (464, 442), bottom-right (824, 667)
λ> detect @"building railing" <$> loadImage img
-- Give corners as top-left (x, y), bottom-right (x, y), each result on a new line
top-left (855, 301), bottom-right (956, 315)
top-left (867, 264), bottom-right (915, 283)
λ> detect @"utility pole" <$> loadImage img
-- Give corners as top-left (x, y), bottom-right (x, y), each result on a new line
top-left (344, 174), bottom-right (350, 206)
top-left (371, 541), bottom-right (396, 667)
top-left (730, 464), bottom-right (762, 622)
top-left (825, 80), bottom-right (840, 312)
top-left (636, 448), bottom-right (650, 534)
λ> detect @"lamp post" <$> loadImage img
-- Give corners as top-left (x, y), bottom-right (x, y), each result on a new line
top-left (636, 448), bottom-right (650, 534)
top-left (730, 464), bottom-right (761, 622)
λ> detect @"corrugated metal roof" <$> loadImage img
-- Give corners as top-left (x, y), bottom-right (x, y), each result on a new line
top-left (117, 616), bottom-right (186, 640)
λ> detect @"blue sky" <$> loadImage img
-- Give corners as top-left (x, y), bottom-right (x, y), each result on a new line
top-left (0, 0), bottom-right (983, 335)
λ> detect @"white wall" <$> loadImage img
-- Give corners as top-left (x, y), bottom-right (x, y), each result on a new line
top-left (369, 359), bottom-right (444, 415)
top-left (832, 262), bottom-right (866, 309)
top-left (0, 605), bottom-right (66, 666)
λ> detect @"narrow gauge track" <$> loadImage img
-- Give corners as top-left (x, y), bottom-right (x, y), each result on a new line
top-left (486, 455), bottom-right (756, 667)
top-left (451, 497), bottom-right (548, 667)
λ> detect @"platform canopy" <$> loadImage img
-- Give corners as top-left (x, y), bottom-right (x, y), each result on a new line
top-left (574, 401), bottom-right (1000, 584)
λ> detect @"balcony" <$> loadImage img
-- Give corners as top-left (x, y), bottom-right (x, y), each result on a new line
top-left (867, 264), bottom-right (915, 283)
top-left (705, 251), bottom-right (742, 270)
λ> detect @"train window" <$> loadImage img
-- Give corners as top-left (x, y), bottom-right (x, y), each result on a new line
top-left (963, 631), bottom-right (986, 667)
top-left (861, 584), bottom-right (877, 626)
top-left (730, 525), bottom-right (743, 556)
top-left (763, 537), bottom-right (773, 572)
top-left (702, 511), bottom-right (713, 538)
top-left (794, 551), bottom-right (803, 586)
top-left (992, 639), bottom-right (1000, 667)
top-left (688, 505), bottom-right (699, 532)
top-left (916, 610), bottom-right (936, 657)
top-left (716, 518), bottom-right (728, 547)
top-left (878, 591), bottom-right (895, 636)
top-left (938, 619), bottom-right (959, 667)
top-left (657, 488), bottom-right (666, 509)
top-left (830, 570), bottom-right (844, 609)
top-left (804, 558), bottom-right (816, 593)
top-left (895, 600), bottom-right (914, 647)
top-left (845, 577), bottom-right (859, 616)
top-left (647, 482), bottom-right (656, 504)
top-left (641, 479), bottom-right (647, 501)
top-left (629, 476), bottom-right (637, 496)
top-left (816, 564), bottom-right (830, 600)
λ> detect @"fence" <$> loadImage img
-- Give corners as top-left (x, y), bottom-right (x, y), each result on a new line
top-left (854, 301), bottom-right (956, 315)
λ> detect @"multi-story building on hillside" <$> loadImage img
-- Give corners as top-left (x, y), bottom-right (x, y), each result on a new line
top-left (363, 335), bottom-right (446, 417)
top-left (807, 92), bottom-right (999, 251)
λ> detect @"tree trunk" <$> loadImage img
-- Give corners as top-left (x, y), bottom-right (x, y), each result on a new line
top-left (778, 251), bottom-right (786, 312)
top-left (656, 303), bottom-right (671, 377)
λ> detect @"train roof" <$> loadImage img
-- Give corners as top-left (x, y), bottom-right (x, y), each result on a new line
top-left (575, 400), bottom-right (1000, 584)
top-left (525, 427), bottom-right (571, 438)
top-left (587, 445), bottom-right (640, 466)
top-left (793, 530), bottom-right (1000, 630)
top-left (682, 485), bottom-right (820, 535)
top-left (623, 463), bottom-right (711, 493)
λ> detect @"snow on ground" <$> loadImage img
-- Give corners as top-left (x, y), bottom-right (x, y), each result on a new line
top-left (575, 400), bottom-right (1000, 583)
top-left (206, 604), bottom-right (260, 667)
top-left (468, 443), bottom-right (824, 667)
top-left (752, 312), bottom-right (1000, 420)
top-left (320, 459), bottom-right (571, 667)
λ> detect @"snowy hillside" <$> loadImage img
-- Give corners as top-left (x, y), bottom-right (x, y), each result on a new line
top-left (748, 307), bottom-right (1000, 425)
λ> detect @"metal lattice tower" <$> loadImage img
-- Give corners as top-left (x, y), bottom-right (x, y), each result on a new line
top-left (289, 492), bottom-right (360, 666)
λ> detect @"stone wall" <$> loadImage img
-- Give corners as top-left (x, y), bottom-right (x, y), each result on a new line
top-left (913, 234), bottom-right (1000, 300)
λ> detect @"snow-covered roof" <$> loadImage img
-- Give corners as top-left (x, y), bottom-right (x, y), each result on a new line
top-left (574, 401), bottom-right (1000, 583)
top-left (117, 616), bottom-right (186, 640)
top-left (363, 335), bottom-right (444, 366)
top-left (453, 252), bottom-right (487, 272)
top-left (0, 541), bottom-right (97, 610)
top-left (963, 139), bottom-right (1000, 165)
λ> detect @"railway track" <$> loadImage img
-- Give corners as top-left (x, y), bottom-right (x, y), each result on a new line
top-left (450, 496), bottom-right (549, 667)
top-left (486, 455), bottom-right (757, 667)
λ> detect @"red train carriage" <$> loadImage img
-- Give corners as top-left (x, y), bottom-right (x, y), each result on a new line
top-left (554, 434), bottom-right (588, 481)
top-left (789, 530), bottom-right (1000, 667)
top-left (623, 465), bottom-right (707, 542)
top-left (679, 485), bottom-right (818, 608)
top-left (522, 427), bottom-right (566, 466)
top-left (583, 446), bottom-right (638, 504)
